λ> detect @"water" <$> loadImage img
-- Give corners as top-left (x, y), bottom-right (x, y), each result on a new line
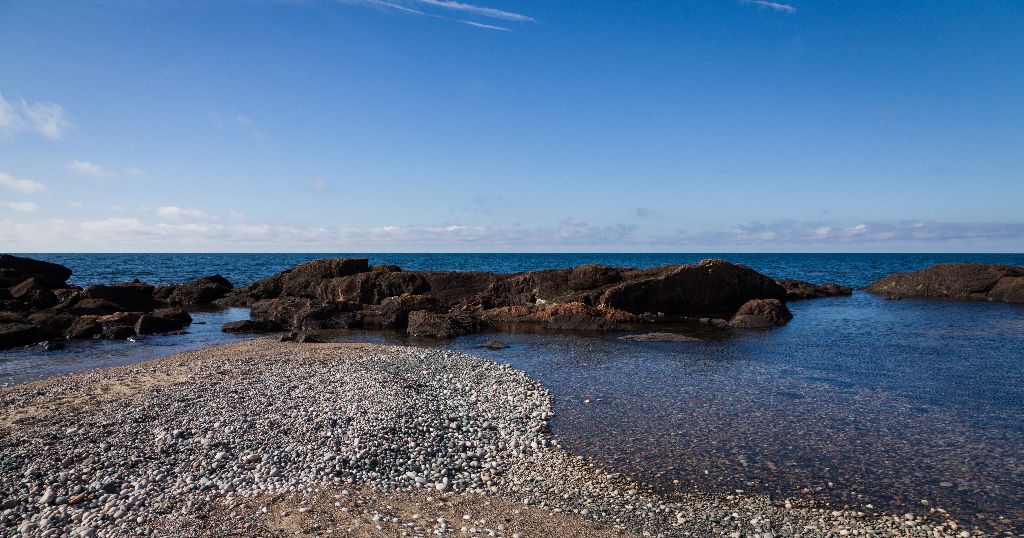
top-left (4, 253), bottom-right (1024, 532)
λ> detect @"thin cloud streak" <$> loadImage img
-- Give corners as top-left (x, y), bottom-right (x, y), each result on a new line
top-left (0, 171), bottom-right (47, 194)
top-left (413, 0), bottom-right (533, 22)
top-left (341, 0), bottom-right (530, 30)
top-left (0, 92), bottom-right (74, 140)
top-left (740, 0), bottom-right (797, 14)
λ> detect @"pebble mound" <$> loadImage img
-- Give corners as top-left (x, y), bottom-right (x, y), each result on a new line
top-left (0, 340), bottom-right (981, 537)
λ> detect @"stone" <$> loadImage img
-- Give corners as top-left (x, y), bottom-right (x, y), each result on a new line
top-left (134, 309), bottom-right (193, 334)
top-left (568, 265), bottom-right (622, 290)
top-left (0, 321), bottom-right (45, 350)
top-left (84, 282), bottom-right (158, 312)
top-left (866, 263), bottom-right (1024, 304)
top-left (776, 279), bottom-right (853, 300)
top-left (0, 254), bottom-right (72, 288)
top-left (152, 275), bottom-right (234, 305)
top-left (482, 341), bottom-right (508, 349)
top-left (380, 294), bottom-right (441, 330)
top-left (407, 311), bottom-right (484, 339)
top-left (728, 299), bottom-right (793, 329)
top-left (9, 278), bottom-right (59, 308)
top-left (40, 340), bottom-right (65, 351)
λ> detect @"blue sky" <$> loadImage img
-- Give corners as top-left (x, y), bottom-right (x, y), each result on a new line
top-left (1, 0), bottom-right (1022, 252)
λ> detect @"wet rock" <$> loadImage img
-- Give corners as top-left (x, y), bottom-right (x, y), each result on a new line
top-left (618, 332), bottom-right (701, 342)
top-left (40, 340), bottom-right (65, 352)
top-left (134, 309), bottom-right (193, 334)
top-left (407, 311), bottom-right (484, 338)
top-left (221, 319), bottom-right (284, 333)
top-left (482, 340), bottom-right (508, 349)
top-left (866, 263), bottom-right (1024, 304)
top-left (0, 322), bottom-right (46, 350)
top-left (65, 316), bottom-right (103, 339)
top-left (776, 278), bottom-right (853, 300)
top-left (26, 312), bottom-right (77, 336)
top-left (250, 297), bottom-right (312, 326)
top-left (728, 298), bottom-right (793, 328)
top-left (98, 312), bottom-right (142, 339)
top-left (153, 275), bottom-right (234, 305)
top-left (293, 301), bottom-right (364, 330)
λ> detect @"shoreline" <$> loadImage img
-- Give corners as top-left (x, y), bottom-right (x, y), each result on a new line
top-left (0, 340), bottom-right (983, 537)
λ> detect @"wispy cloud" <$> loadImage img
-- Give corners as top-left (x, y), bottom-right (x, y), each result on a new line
top-left (693, 219), bottom-right (1024, 244)
top-left (0, 93), bottom-right (74, 140)
top-left (740, 0), bottom-right (797, 14)
top-left (67, 160), bottom-right (114, 178)
top-left (0, 171), bottom-right (47, 194)
top-left (4, 201), bottom-right (39, 213)
top-left (155, 206), bottom-right (212, 220)
top-left (634, 207), bottom-right (663, 219)
top-left (342, 0), bottom-right (532, 31)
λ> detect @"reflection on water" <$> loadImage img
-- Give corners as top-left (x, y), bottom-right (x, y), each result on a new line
top-left (2, 294), bottom-right (1023, 533)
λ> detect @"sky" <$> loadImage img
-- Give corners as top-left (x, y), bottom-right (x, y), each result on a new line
top-left (1, 0), bottom-right (1022, 253)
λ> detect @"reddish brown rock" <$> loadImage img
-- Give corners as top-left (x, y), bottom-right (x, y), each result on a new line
top-left (866, 263), bottom-right (1024, 304)
top-left (728, 299), bottom-right (793, 328)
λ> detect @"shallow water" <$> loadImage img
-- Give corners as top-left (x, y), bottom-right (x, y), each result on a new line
top-left (3, 253), bottom-right (1024, 532)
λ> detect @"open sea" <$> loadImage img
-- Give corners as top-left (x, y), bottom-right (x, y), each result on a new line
top-left (3, 253), bottom-right (1024, 533)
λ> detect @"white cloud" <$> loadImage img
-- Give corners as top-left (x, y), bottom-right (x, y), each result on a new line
top-left (0, 171), bottom-right (47, 194)
top-left (124, 167), bottom-right (143, 176)
top-left (413, 0), bottom-right (533, 21)
top-left (155, 206), bottom-right (211, 220)
top-left (0, 93), bottom-right (74, 140)
top-left (237, 115), bottom-right (255, 127)
top-left (67, 160), bottom-right (114, 178)
top-left (696, 219), bottom-right (1024, 244)
top-left (5, 201), bottom-right (39, 213)
top-left (740, 0), bottom-right (797, 14)
top-left (344, 0), bottom-right (530, 31)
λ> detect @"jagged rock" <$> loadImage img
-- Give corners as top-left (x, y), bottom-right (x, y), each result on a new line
top-left (0, 254), bottom-right (72, 288)
top-left (65, 298), bottom-right (123, 316)
top-left (568, 265), bottom-right (622, 290)
top-left (776, 279), bottom-right (853, 300)
top-left (317, 270), bottom-right (430, 304)
top-left (600, 259), bottom-right (787, 315)
top-left (728, 299), bottom-right (793, 328)
top-left (9, 278), bottom-right (59, 308)
top-left (65, 316), bottom-right (102, 339)
top-left (406, 311), bottom-right (484, 338)
top-left (866, 263), bottom-right (1024, 304)
top-left (84, 283), bottom-right (157, 312)
top-left (153, 275), bottom-right (233, 305)
top-left (26, 312), bottom-right (76, 336)
top-left (221, 319), bottom-right (284, 333)
top-left (293, 302), bottom-right (363, 330)
top-left (0, 322), bottom-right (46, 350)
top-left (380, 294), bottom-right (441, 330)
top-left (250, 297), bottom-right (312, 326)
top-left (98, 312), bottom-right (142, 339)
top-left (135, 309), bottom-right (192, 334)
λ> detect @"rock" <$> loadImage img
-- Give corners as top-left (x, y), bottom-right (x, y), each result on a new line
top-left (866, 263), bottom-right (1024, 304)
top-left (250, 297), bottom-right (313, 326)
top-left (317, 270), bottom-right (430, 304)
top-left (776, 278), bottom-right (853, 300)
top-left (407, 311), bottom-right (484, 338)
top-left (153, 275), bottom-right (234, 305)
top-left (728, 299), bottom-right (793, 328)
top-left (482, 340), bottom-right (508, 349)
top-left (280, 331), bottom-right (300, 342)
top-left (26, 312), bottom-right (77, 336)
top-left (0, 321), bottom-right (46, 350)
top-left (97, 312), bottom-right (142, 339)
top-left (293, 302), bottom-right (363, 330)
top-left (0, 254), bottom-right (72, 288)
top-left (65, 316), bottom-right (103, 339)
top-left (380, 294), bottom-right (441, 330)
top-left (617, 332), bottom-right (701, 342)
top-left (40, 340), bottom-right (65, 351)
top-left (296, 333), bottom-right (322, 343)
top-left (134, 309), bottom-right (192, 334)
top-left (64, 298), bottom-right (124, 316)
top-left (84, 282), bottom-right (158, 312)
top-left (221, 319), bottom-right (284, 333)
top-left (568, 265), bottom-right (622, 290)
top-left (9, 278), bottom-right (59, 308)
top-left (482, 302), bottom-right (637, 331)
top-left (600, 259), bottom-right (787, 315)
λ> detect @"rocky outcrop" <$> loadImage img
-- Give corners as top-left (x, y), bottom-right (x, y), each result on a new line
top-left (776, 279), bottom-right (853, 300)
top-left (865, 263), bottom-right (1024, 304)
top-left (0, 254), bottom-right (233, 350)
top-left (728, 299), bottom-right (793, 328)
top-left (153, 275), bottom-right (233, 305)
top-left (217, 257), bottom-right (819, 338)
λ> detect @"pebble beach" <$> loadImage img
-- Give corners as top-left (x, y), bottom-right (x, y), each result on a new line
top-left (0, 339), bottom-right (986, 537)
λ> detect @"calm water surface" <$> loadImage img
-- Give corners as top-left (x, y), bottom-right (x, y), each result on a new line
top-left (3, 253), bottom-right (1023, 533)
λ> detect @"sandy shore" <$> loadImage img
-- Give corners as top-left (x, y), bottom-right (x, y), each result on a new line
top-left (0, 339), bottom-right (980, 537)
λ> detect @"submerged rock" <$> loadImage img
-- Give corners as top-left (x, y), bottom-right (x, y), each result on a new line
top-left (617, 332), bottom-right (702, 342)
top-left (220, 319), bottom-right (284, 334)
top-left (866, 263), bottom-right (1024, 304)
top-left (776, 278), bottom-right (853, 300)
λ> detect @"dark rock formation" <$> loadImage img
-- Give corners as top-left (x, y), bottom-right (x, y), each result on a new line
top-left (0, 322), bottom-right (46, 349)
top-left (776, 279), bottom-right (853, 300)
top-left (728, 299), bottom-right (793, 328)
top-left (135, 309), bottom-right (193, 334)
top-left (407, 311), bottom-right (485, 339)
top-left (153, 275), bottom-right (233, 305)
top-left (865, 263), bottom-right (1024, 304)
top-left (0, 254), bottom-right (72, 288)
top-left (84, 282), bottom-right (158, 313)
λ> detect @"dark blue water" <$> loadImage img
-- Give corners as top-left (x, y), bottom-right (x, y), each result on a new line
top-left (4, 253), bottom-right (1024, 532)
